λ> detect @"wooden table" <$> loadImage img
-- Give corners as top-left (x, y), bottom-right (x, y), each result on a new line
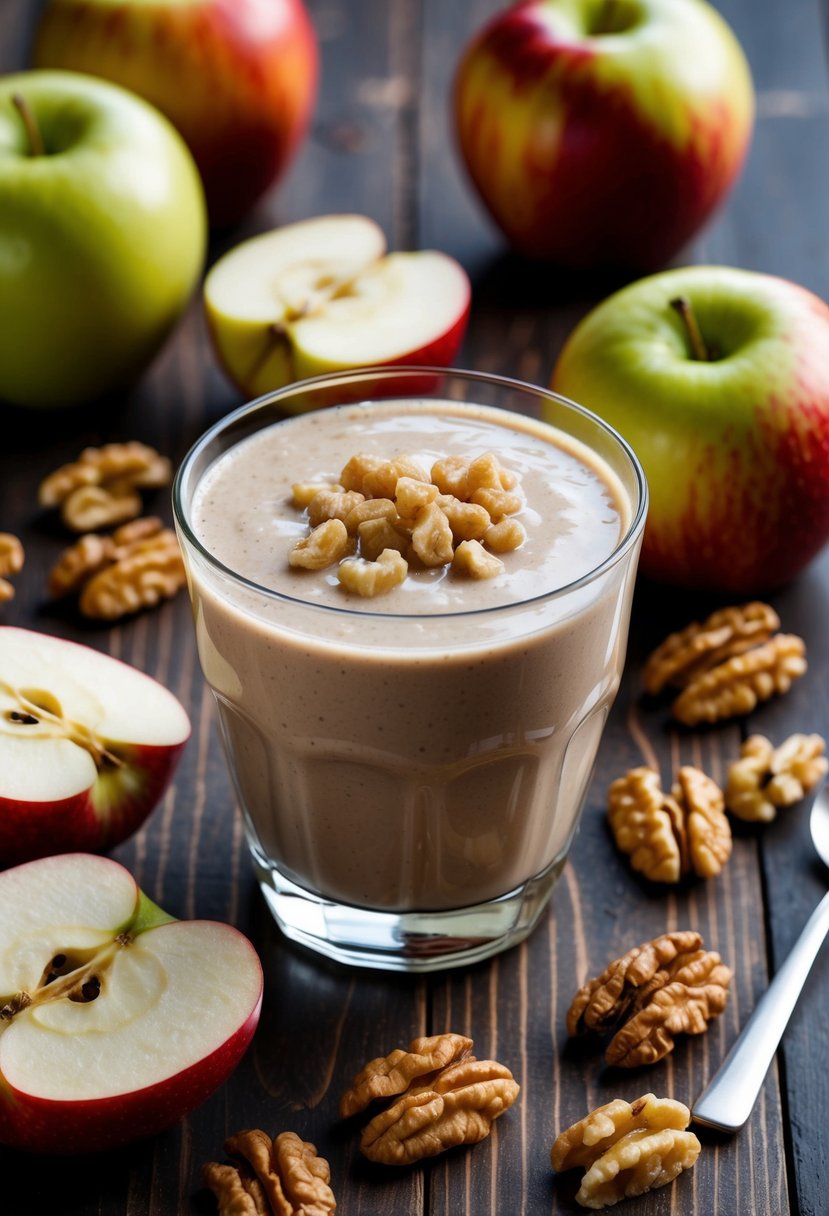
top-left (2, 2), bottom-right (828, 1212)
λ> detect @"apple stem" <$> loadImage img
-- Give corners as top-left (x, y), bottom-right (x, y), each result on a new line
top-left (11, 93), bottom-right (45, 158)
top-left (670, 295), bottom-right (712, 361)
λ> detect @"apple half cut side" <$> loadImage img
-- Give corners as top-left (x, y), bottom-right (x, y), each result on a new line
top-left (0, 627), bottom-right (190, 867)
top-left (204, 214), bottom-right (472, 404)
top-left (0, 853), bottom-right (262, 1153)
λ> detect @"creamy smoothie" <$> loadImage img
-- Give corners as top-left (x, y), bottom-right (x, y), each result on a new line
top-left (181, 396), bottom-right (642, 934)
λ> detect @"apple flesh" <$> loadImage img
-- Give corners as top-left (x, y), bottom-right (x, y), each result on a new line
top-left (33, 0), bottom-right (319, 228)
top-left (0, 853), bottom-right (262, 1153)
top-left (204, 214), bottom-right (471, 403)
top-left (453, 0), bottom-right (754, 270)
top-left (0, 628), bottom-right (190, 867)
top-left (551, 265), bottom-right (829, 593)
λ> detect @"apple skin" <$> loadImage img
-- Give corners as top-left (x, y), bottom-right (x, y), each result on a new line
top-left (0, 627), bottom-right (191, 867)
top-left (453, 0), bottom-right (754, 270)
top-left (0, 855), bottom-right (263, 1154)
top-left (33, 0), bottom-right (319, 228)
top-left (0, 740), bottom-right (187, 870)
top-left (550, 265), bottom-right (829, 593)
top-left (0, 70), bottom-right (206, 409)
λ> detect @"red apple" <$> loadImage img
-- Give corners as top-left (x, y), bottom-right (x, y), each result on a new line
top-left (453, 0), bottom-right (754, 270)
top-left (204, 214), bottom-right (471, 403)
top-left (0, 852), bottom-right (262, 1153)
top-left (0, 627), bottom-right (190, 867)
top-left (551, 265), bottom-right (829, 593)
top-left (33, 0), bottom-right (318, 228)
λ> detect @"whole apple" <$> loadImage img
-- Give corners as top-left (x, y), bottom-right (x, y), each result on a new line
top-left (0, 71), bottom-right (206, 409)
top-left (0, 852), bottom-right (262, 1153)
top-left (34, 0), bottom-right (318, 228)
top-left (550, 265), bottom-right (829, 593)
top-left (453, 0), bottom-right (754, 270)
top-left (0, 627), bottom-right (191, 866)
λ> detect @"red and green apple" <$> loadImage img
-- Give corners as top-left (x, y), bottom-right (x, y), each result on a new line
top-left (453, 0), bottom-right (754, 270)
top-left (0, 627), bottom-right (191, 867)
top-left (0, 70), bottom-right (206, 409)
top-left (551, 265), bottom-right (829, 593)
top-left (0, 852), bottom-right (262, 1153)
top-left (33, 0), bottom-right (319, 228)
top-left (204, 214), bottom-right (471, 402)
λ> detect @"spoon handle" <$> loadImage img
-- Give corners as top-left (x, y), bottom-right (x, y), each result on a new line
top-left (692, 888), bottom-right (829, 1134)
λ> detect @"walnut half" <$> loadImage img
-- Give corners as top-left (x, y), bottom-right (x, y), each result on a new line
top-left (726, 733), bottom-right (828, 822)
top-left (608, 765), bottom-right (732, 883)
top-left (203, 1129), bottom-right (336, 1216)
top-left (552, 1094), bottom-right (701, 1209)
top-left (566, 931), bottom-right (732, 1068)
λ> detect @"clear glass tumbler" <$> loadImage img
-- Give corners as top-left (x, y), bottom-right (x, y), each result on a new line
top-left (174, 367), bottom-right (647, 971)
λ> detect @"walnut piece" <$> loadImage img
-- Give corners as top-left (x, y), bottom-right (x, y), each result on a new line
top-left (289, 520), bottom-right (351, 570)
top-left (49, 517), bottom-right (186, 620)
top-left (643, 601), bottom-right (780, 695)
top-left (288, 447), bottom-right (529, 595)
top-left (552, 1094), bottom-right (701, 1210)
top-left (0, 533), bottom-right (24, 602)
top-left (204, 1129), bottom-right (336, 1216)
top-left (608, 765), bottom-right (731, 883)
top-left (359, 1057), bottom-right (519, 1165)
top-left (566, 931), bottom-right (731, 1067)
top-left (672, 634), bottom-right (807, 725)
top-left (726, 733), bottom-right (828, 821)
top-left (38, 441), bottom-right (172, 532)
top-left (340, 1032), bottom-right (473, 1118)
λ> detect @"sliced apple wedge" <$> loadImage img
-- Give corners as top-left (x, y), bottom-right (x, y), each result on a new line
top-left (0, 627), bottom-right (190, 867)
top-left (0, 853), bottom-right (262, 1153)
top-left (204, 213), bottom-right (471, 401)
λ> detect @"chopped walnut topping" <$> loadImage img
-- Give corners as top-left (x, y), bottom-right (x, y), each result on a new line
top-left (340, 1032), bottom-right (473, 1118)
top-left (289, 520), bottom-right (351, 570)
top-left (38, 441), bottom-right (172, 532)
top-left (566, 932), bottom-right (731, 1068)
top-left (204, 1129), bottom-right (336, 1216)
top-left (337, 549), bottom-right (408, 597)
top-left (726, 733), bottom-right (828, 821)
top-left (49, 516), bottom-right (185, 620)
top-left (643, 602), bottom-right (780, 695)
top-left (608, 765), bottom-right (731, 883)
top-left (360, 1058), bottom-right (519, 1165)
top-left (289, 448), bottom-right (531, 596)
top-left (672, 634), bottom-right (807, 725)
top-left (552, 1094), bottom-right (700, 1209)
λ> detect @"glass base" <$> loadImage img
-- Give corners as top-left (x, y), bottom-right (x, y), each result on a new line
top-left (252, 852), bottom-right (566, 972)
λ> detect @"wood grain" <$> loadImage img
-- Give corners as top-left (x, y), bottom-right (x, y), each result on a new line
top-left (1, 1), bottom-right (828, 1213)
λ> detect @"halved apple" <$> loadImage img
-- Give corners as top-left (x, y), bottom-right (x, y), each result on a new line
top-left (203, 213), bottom-right (471, 402)
top-left (0, 627), bottom-right (190, 867)
top-left (0, 852), bottom-right (262, 1153)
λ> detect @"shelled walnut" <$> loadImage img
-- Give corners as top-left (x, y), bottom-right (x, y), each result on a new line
top-left (202, 1129), bottom-right (336, 1216)
top-left (38, 441), bottom-right (172, 532)
top-left (608, 765), bottom-right (732, 883)
top-left (552, 1094), bottom-right (701, 1209)
top-left (0, 533), bottom-right (24, 602)
top-left (48, 516), bottom-right (186, 620)
top-left (643, 602), bottom-right (806, 724)
top-left (566, 931), bottom-right (731, 1068)
top-left (726, 733), bottom-right (828, 822)
top-left (340, 1030), bottom-right (518, 1164)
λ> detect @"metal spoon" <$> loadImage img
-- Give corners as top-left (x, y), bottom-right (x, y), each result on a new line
top-left (692, 785), bottom-right (829, 1134)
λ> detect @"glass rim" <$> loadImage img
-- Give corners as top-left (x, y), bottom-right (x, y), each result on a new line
top-left (172, 365), bottom-right (648, 622)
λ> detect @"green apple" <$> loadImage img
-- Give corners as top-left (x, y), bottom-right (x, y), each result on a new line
top-left (453, 0), bottom-right (754, 270)
top-left (551, 265), bottom-right (829, 593)
top-left (0, 70), bottom-right (206, 409)
top-left (204, 214), bottom-right (471, 402)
